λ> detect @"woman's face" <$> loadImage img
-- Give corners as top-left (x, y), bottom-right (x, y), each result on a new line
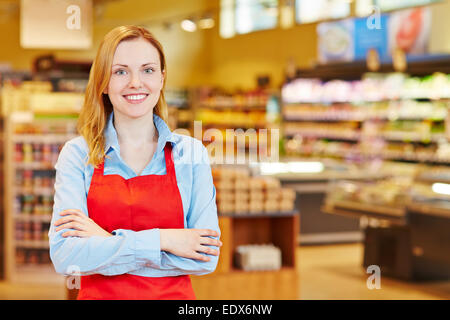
top-left (105, 37), bottom-right (164, 119)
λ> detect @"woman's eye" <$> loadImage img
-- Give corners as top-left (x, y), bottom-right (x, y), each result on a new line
top-left (144, 68), bottom-right (154, 74)
top-left (114, 69), bottom-right (127, 75)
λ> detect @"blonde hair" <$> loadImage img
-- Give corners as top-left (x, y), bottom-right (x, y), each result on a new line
top-left (77, 25), bottom-right (168, 167)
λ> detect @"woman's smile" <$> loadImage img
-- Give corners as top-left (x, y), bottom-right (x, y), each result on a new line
top-left (122, 93), bottom-right (149, 104)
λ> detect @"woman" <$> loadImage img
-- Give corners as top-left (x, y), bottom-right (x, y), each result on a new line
top-left (49, 25), bottom-right (222, 300)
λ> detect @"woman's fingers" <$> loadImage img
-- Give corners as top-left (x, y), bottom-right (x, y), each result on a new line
top-left (197, 245), bottom-right (219, 256)
top-left (55, 221), bottom-right (85, 232)
top-left (61, 230), bottom-right (88, 238)
top-left (191, 252), bottom-right (211, 262)
top-left (199, 236), bottom-right (222, 247)
top-left (60, 209), bottom-right (88, 219)
top-left (54, 214), bottom-right (83, 227)
top-left (196, 229), bottom-right (220, 238)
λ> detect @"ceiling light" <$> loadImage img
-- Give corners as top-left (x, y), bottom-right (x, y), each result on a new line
top-left (181, 19), bottom-right (197, 32)
top-left (198, 17), bottom-right (215, 29)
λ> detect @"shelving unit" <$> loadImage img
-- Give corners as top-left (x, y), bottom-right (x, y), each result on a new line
top-left (165, 88), bottom-right (193, 133)
top-left (282, 68), bottom-right (450, 166)
top-left (191, 88), bottom-right (279, 159)
top-left (3, 113), bottom-right (78, 284)
top-left (2, 81), bottom-right (81, 284)
top-left (191, 212), bottom-right (299, 300)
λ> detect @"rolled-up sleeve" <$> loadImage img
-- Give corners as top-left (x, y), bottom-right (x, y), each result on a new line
top-left (49, 140), bottom-right (162, 276)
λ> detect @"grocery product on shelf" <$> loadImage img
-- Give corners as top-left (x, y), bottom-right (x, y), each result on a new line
top-left (234, 244), bottom-right (282, 271)
top-left (282, 73), bottom-right (450, 104)
top-left (212, 166), bottom-right (296, 215)
top-left (282, 72), bottom-right (450, 165)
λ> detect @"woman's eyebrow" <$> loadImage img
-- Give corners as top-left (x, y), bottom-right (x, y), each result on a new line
top-left (112, 63), bottom-right (158, 67)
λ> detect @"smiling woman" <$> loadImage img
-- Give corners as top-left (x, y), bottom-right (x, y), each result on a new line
top-left (48, 25), bottom-right (222, 300)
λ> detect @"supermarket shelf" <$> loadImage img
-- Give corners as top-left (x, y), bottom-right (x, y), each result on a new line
top-left (322, 200), bottom-right (406, 225)
top-left (325, 200), bottom-right (405, 217)
top-left (15, 240), bottom-right (50, 249)
top-left (202, 122), bottom-right (269, 129)
top-left (378, 132), bottom-right (446, 143)
top-left (12, 134), bottom-right (77, 144)
top-left (14, 186), bottom-right (54, 196)
top-left (266, 171), bottom-right (389, 182)
top-left (198, 105), bottom-right (267, 111)
top-left (283, 130), bottom-right (361, 141)
top-left (14, 162), bottom-right (55, 170)
top-left (283, 114), bottom-right (446, 122)
top-left (407, 201), bottom-right (450, 219)
top-left (299, 152), bottom-right (450, 164)
top-left (283, 98), bottom-right (450, 106)
top-left (14, 214), bottom-right (52, 222)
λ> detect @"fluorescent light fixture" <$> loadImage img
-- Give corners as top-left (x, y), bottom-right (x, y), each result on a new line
top-left (287, 161), bottom-right (324, 173)
top-left (198, 17), bottom-right (215, 29)
top-left (181, 19), bottom-right (197, 32)
top-left (259, 162), bottom-right (289, 175)
top-left (258, 161), bottom-right (325, 174)
top-left (432, 183), bottom-right (450, 195)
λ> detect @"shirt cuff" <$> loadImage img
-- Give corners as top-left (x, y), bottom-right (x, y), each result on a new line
top-left (111, 228), bottom-right (162, 269)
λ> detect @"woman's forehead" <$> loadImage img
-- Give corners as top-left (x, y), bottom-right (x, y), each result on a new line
top-left (112, 38), bottom-right (160, 65)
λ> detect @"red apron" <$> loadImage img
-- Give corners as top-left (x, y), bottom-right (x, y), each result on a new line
top-left (77, 142), bottom-right (196, 300)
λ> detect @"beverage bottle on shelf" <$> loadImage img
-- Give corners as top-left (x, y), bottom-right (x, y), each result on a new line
top-left (22, 195), bottom-right (33, 215)
top-left (51, 144), bottom-right (60, 165)
top-left (33, 222), bottom-right (42, 241)
top-left (22, 143), bottom-right (33, 163)
top-left (23, 222), bottom-right (31, 240)
top-left (15, 222), bottom-right (24, 240)
top-left (14, 143), bottom-right (23, 162)
top-left (33, 143), bottom-right (43, 162)
top-left (22, 170), bottom-right (33, 192)
top-left (33, 175), bottom-right (42, 191)
top-left (42, 144), bottom-right (52, 165)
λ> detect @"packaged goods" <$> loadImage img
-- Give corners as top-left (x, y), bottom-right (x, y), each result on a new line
top-left (235, 244), bottom-right (282, 271)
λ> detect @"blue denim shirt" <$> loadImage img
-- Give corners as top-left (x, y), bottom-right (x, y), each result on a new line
top-left (49, 112), bottom-right (220, 277)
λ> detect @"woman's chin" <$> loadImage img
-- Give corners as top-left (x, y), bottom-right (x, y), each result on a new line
top-left (115, 105), bottom-right (154, 119)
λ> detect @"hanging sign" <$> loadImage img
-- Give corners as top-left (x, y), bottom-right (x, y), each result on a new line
top-left (20, 0), bottom-right (92, 49)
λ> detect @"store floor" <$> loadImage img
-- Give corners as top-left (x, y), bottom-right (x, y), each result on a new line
top-left (0, 243), bottom-right (449, 300)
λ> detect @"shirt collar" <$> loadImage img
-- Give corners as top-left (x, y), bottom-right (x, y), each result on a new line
top-left (104, 111), bottom-right (177, 154)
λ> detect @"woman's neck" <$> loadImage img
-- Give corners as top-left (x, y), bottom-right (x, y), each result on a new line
top-left (113, 110), bottom-right (159, 148)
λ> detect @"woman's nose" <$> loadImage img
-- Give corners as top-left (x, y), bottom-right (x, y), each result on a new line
top-left (129, 72), bottom-right (143, 88)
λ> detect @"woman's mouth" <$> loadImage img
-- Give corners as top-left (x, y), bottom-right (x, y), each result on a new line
top-left (123, 93), bottom-right (149, 104)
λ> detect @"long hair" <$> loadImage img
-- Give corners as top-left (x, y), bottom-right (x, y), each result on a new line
top-left (77, 25), bottom-right (168, 167)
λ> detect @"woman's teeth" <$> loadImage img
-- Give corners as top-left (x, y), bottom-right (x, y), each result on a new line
top-left (126, 94), bottom-right (147, 100)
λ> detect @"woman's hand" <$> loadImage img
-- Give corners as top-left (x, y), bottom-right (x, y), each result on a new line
top-left (160, 229), bottom-right (222, 262)
top-left (54, 209), bottom-right (112, 238)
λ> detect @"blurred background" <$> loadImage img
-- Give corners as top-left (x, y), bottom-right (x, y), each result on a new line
top-left (0, 0), bottom-right (450, 300)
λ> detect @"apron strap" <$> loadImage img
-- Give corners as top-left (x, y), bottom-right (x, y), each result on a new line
top-left (164, 142), bottom-right (176, 180)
